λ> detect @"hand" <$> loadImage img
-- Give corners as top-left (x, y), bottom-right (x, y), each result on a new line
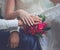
top-left (31, 15), bottom-right (42, 24)
top-left (18, 15), bottom-right (42, 26)
top-left (17, 9), bottom-right (34, 26)
top-left (9, 32), bottom-right (20, 48)
top-left (17, 9), bottom-right (42, 26)
top-left (18, 19), bottom-right (24, 26)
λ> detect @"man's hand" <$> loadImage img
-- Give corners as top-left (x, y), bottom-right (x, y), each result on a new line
top-left (31, 15), bottom-right (42, 24)
top-left (9, 32), bottom-right (20, 48)
top-left (18, 19), bottom-right (24, 26)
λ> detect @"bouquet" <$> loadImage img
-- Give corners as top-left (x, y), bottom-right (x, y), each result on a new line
top-left (23, 15), bottom-right (50, 37)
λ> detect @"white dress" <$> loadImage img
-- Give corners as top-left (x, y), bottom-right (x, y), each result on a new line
top-left (15, 0), bottom-right (55, 50)
top-left (3, 0), bottom-right (60, 50)
top-left (15, 0), bottom-right (53, 15)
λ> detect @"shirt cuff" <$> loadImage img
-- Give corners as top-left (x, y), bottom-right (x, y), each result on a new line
top-left (10, 27), bottom-right (20, 33)
top-left (7, 19), bottom-right (18, 30)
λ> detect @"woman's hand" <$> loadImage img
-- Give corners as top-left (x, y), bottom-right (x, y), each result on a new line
top-left (9, 32), bottom-right (20, 48)
top-left (17, 9), bottom-right (35, 26)
top-left (17, 9), bottom-right (42, 26)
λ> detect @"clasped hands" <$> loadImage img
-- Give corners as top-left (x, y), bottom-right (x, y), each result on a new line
top-left (9, 10), bottom-right (42, 48)
top-left (17, 9), bottom-right (42, 26)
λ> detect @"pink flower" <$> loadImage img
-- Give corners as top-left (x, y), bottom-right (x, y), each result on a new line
top-left (38, 22), bottom-right (47, 30)
top-left (24, 22), bottom-right (47, 35)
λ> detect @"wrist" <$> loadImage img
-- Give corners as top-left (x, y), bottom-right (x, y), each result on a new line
top-left (10, 31), bottom-right (19, 37)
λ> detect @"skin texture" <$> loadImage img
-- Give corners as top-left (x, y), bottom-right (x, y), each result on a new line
top-left (9, 32), bottom-right (20, 48)
top-left (5, 0), bottom-right (42, 48)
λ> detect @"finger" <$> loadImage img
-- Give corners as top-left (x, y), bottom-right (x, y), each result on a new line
top-left (10, 43), bottom-right (13, 48)
top-left (27, 16), bottom-right (34, 25)
top-left (31, 17), bottom-right (40, 22)
top-left (32, 15), bottom-right (42, 20)
top-left (13, 40), bottom-right (18, 48)
top-left (16, 40), bottom-right (19, 47)
top-left (34, 22), bottom-right (40, 25)
top-left (16, 43), bottom-right (19, 48)
top-left (29, 16), bottom-right (34, 25)
top-left (13, 39), bottom-right (19, 48)
top-left (13, 42), bottom-right (19, 48)
top-left (13, 43), bottom-right (16, 48)
top-left (32, 16), bottom-right (42, 22)
top-left (21, 17), bottom-right (26, 25)
top-left (24, 16), bottom-right (30, 26)
top-left (34, 19), bottom-right (41, 22)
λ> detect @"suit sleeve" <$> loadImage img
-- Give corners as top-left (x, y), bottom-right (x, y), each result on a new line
top-left (0, 19), bottom-right (18, 30)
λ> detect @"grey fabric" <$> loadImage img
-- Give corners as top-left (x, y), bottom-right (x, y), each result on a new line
top-left (45, 9), bottom-right (60, 50)
top-left (40, 4), bottom-right (60, 50)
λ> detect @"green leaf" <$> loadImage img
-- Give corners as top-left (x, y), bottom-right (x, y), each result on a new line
top-left (38, 15), bottom-right (46, 22)
top-left (42, 15), bottom-right (45, 22)
top-left (44, 27), bottom-right (51, 31)
top-left (36, 33), bottom-right (42, 38)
